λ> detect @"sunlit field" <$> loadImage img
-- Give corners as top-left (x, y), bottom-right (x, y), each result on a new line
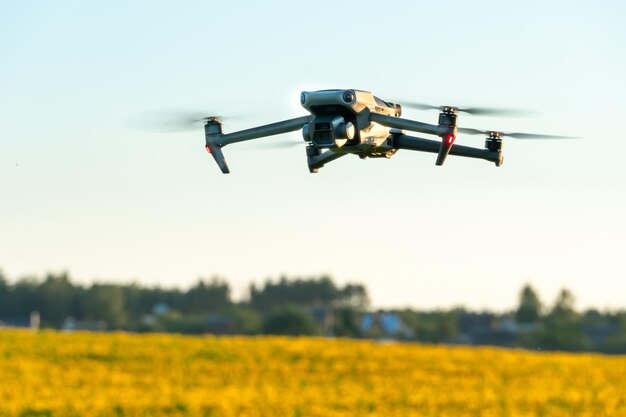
top-left (1, 330), bottom-right (626, 417)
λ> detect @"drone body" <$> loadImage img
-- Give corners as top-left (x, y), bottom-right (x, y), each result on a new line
top-left (203, 89), bottom-right (565, 174)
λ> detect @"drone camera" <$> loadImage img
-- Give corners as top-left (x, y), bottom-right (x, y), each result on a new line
top-left (304, 116), bottom-right (355, 148)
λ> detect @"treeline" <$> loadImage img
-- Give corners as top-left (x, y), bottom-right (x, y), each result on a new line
top-left (2, 270), bottom-right (626, 353)
top-left (397, 286), bottom-right (626, 354)
top-left (0, 270), bottom-right (368, 336)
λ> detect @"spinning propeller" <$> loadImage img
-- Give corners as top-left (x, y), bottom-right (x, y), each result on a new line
top-left (457, 127), bottom-right (578, 140)
top-left (397, 100), bottom-right (573, 165)
top-left (131, 110), bottom-right (301, 149)
top-left (400, 101), bottom-right (534, 117)
top-left (128, 110), bottom-right (232, 133)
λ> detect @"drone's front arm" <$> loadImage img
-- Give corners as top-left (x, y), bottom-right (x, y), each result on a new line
top-left (392, 133), bottom-right (503, 166)
top-left (205, 115), bottom-right (312, 173)
top-left (216, 116), bottom-right (313, 146)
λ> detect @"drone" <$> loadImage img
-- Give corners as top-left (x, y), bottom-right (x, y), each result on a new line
top-left (198, 89), bottom-right (571, 174)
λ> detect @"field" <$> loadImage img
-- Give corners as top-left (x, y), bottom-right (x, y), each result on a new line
top-left (1, 330), bottom-right (626, 417)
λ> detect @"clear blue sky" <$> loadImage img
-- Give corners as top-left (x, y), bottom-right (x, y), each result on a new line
top-left (1, 1), bottom-right (625, 310)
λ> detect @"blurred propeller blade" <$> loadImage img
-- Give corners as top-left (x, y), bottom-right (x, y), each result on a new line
top-left (458, 127), bottom-right (578, 140)
top-left (504, 132), bottom-right (579, 140)
top-left (127, 110), bottom-right (233, 133)
top-left (456, 107), bottom-right (535, 117)
top-left (400, 101), bottom-right (533, 117)
top-left (457, 127), bottom-right (487, 136)
top-left (401, 101), bottom-right (441, 111)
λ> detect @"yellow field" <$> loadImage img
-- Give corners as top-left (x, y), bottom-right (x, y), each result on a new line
top-left (1, 330), bottom-right (625, 417)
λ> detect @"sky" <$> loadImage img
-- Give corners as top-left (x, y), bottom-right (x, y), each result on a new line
top-left (1, 1), bottom-right (625, 311)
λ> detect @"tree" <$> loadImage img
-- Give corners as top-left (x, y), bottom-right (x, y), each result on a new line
top-left (536, 288), bottom-right (588, 351)
top-left (262, 305), bottom-right (318, 336)
top-left (333, 307), bottom-right (361, 337)
top-left (250, 276), bottom-right (338, 311)
top-left (10, 276), bottom-right (40, 318)
top-left (436, 311), bottom-right (460, 342)
top-left (123, 284), bottom-right (185, 321)
top-left (515, 284), bottom-right (543, 324)
top-left (248, 276), bottom-right (369, 312)
top-left (550, 288), bottom-right (577, 321)
top-left (0, 270), bottom-right (8, 317)
top-left (228, 307), bottom-right (262, 335)
top-left (183, 277), bottom-right (231, 314)
top-left (83, 284), bottom-right (128, 329)
top-left (36, 272), bottom-right (80, 325)
top-left (338, 284), bottom-right (370, 310)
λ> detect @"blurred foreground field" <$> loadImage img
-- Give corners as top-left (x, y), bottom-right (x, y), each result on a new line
top-left (1, 330), bottom-right (626, 417)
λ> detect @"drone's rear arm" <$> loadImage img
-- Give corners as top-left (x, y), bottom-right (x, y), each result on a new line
top-left (393, 133), bottom-right (503, 166)
top-left (306, 148), bottom-right (346, 173)
top-left (369, 113), bottom-right (449, 136)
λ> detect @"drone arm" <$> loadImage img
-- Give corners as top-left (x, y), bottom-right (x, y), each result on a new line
top-left (393, 133), bottom-right (502, 166)
top-left (369, 113), bottom-right (449, 136)
top-left (307, 149), bottom-right (346, 173)
top-left (205, 115), bottom-right (312, 174)
top-left (215, 116), bottom-right (312, 146)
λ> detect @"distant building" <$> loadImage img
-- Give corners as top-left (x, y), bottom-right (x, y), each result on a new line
top-left (62, 317), bottom-right (107, 332)
top-left (310, 306), bottom-right (335, 336)
top-left (456, 312), bottom-right (519, 346)
top-left (152, 303), bottom-right (171, 316)
top-left (361, 312), bottom-right (413, 340)
top-left (141, 314), bottom-right (157, 327)
top-left (205, 314), bottom-right (235, 335)
top-left (583, 323), bottom-right (622, 347)
top-left (458, 312), bottom-right (495, 336)
top-left (0, 311), bottom-right (40, 331)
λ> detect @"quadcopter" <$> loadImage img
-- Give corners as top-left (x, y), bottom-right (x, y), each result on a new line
top-left (198, 89), bottom-right (570, 173)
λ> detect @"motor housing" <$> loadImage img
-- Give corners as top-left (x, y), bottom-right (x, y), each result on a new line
top-left (485, 133), bottom-right (504, 166)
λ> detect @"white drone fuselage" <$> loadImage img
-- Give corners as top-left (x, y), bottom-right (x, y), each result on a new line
top-left (299, 89), bottom-right (401, 159)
